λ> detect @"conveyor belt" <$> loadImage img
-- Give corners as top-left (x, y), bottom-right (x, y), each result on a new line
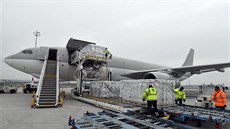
top-left (99, 110), bottom-right (193, 129)
top-left (68, 110), bottom-right (193, 129)
top-left (161, 105), bottom-right (230, 126)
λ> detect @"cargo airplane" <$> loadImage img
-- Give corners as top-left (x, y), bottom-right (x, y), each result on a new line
top-left (4, 38), bottom-right (230, 86)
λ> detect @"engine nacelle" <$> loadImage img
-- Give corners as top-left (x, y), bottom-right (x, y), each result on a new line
top-left (143, 72), bottom-right (181, 87)
top-left (143, 72), bottom-right (172, 80)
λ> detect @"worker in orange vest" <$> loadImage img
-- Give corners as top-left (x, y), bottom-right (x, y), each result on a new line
top-left (210, 86), bottom-right (227, 110)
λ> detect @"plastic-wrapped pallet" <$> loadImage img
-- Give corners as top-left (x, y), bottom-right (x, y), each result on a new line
top-left (81, 44), bottom-right (106, 59)
top-left (89, 81), bottom-right (121, 98)
top-left (89, 79), bottom-right (175, 106)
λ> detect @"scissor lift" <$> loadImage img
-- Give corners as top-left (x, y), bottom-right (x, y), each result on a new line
top-left (66, 38), bottom-right (112, 96)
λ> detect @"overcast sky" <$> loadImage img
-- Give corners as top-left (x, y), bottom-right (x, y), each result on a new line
top-left (0, 0), bottom-right (229, 85)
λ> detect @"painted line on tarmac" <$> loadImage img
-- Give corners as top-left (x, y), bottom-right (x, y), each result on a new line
top-left (0, 107), bottom-right (30, 110)
top-left (63, 105), bottom-right (100, 109)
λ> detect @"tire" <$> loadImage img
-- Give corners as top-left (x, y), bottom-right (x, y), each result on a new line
top-left (23, 90), bottom-right (27, 94)
top-left (10, 89), bottom-right (16, 94)
top-left (0, 90), bottom-right (4, 94)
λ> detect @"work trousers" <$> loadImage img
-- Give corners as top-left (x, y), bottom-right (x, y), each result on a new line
top-left (175, 99), bottom-right (183, 105)
top-left (105, 53), bottom-right (108, 58)
top-left (215, 106), bottom-right (225, 110)
top-left (147, 100), bottom-right (158, 115)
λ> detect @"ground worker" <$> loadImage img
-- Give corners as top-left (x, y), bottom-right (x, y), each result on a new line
top-left (175, 87), bottom-right (186, 105)
top-left (143, 85), bottom-right (158, 116)
top-left (210, 86), bottom-right (227, 110)
top-left (103, 48), bottom-right (110, 59)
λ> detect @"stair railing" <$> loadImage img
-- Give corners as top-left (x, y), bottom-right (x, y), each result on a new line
top-left (36, 56), bottom-right (48, 107)
top-left (55, 56), bottom-right (60, 106)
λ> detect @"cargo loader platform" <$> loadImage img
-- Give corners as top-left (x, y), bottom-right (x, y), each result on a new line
top-left (160, 105), bottom-right (230, 128)
top-left (68, 110), bottom-right (193, 129)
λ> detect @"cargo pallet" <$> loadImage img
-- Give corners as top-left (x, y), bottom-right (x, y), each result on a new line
top-left (68, 110), bottom-right (193, 129)
top-left (160, 105), bottom-right (230, 127)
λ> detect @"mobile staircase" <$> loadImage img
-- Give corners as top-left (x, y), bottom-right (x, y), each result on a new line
top-left (66, 38), bottom-right (112, 96)
top-left (34, 56), bottom-right (60, 108)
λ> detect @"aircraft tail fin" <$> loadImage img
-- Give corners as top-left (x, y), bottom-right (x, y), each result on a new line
top-left (182, 49), bottom-right (194, 66)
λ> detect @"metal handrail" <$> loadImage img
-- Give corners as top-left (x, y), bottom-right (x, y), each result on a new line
top-left (55, 56), bottom-right (60, 106)
top-left (36, 56), bottom-right (48, 106)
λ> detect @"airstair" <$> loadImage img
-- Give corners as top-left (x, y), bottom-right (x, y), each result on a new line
top-left (66, 38), bottom-right (112, 96)
top-left (35, 56), bottom-right (60, 108)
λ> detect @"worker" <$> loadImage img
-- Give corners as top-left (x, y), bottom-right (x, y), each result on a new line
top-left (143, 85), bottom-right (158, 116)
top-left (103, 48), bottom-right (110, 59)
top-left (210, 86), bottom-right (227, 110)
top-left (175, 87), bottom-right (186, 105)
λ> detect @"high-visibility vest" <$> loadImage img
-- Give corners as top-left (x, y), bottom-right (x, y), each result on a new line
top-left (103, 49), bottom-right (110, 54)
top-left (175, 88), bottom-right (186, 99)
top-left (210, 90), bottom-right (227, 107)
top-left (143, 87), bottom-right (157, 101)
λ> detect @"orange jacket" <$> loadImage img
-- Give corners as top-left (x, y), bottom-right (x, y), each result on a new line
top-left (210, 90), bottom-right (227, 107)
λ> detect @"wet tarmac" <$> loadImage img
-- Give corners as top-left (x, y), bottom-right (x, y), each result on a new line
top-left (0, 88), bottom-right (102, 129)
top-left (0, 88), bottom-right (230, 129)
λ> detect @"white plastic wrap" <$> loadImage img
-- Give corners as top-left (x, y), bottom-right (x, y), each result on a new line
top-left (89, 79), bottom-right (175, 106)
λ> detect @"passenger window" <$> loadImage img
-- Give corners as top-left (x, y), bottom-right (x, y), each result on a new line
top-left (22, 50), bottom-right (33, 54)
top-left (27, 50), bottom-right (33, 54)
top-left (22, 50), bottom-right (27, 54)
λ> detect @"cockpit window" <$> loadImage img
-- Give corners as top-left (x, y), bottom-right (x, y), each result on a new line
top-left (22, 50), bottom-right (33, 54)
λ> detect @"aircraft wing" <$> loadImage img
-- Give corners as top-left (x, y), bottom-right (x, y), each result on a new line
top-left (120, 62), bottom-right (230, 79)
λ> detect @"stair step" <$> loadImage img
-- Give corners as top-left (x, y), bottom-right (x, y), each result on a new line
top-left (45, 74), bottom-right (56, 77)
top-left (39, 100), bottom-right (56, 103)
top-left (39, 103), bottom-right (56, 107)
top-left (43, 81), bottom-right (56, 83)
top-left (38, 104), bottom-right (57, 108)
top-left (40, 96), bottom-right (56, 99)
top-left (43, 83), bottom-right (56, 85)
top-left (42, 87), bottom-right (56, 89)
top-left (41, 88), bottom-right (56, 92)
top-left (43, 82), bottom-right (56, 84)
top-left (41, 92), bottom-right (56, 94)
top-left (42, 88), bottom-right (56, 90)
top-left (41, 89), bottom-right (56, 91)
top-left (41, 91), bottom-right (56, 94)
top-left (40, 93), bottom-right (56, 97)
top-left (43, 80), bottom-right (56, 82)
top-left (41, 91), bottom-right (56, 93)
top-left (41, 87), bottom-right (56, 89)
top-left (42, 84), bottom-right (56, 86)
top-left (43, 78), bottom-right (56, 80)
top-left (42, 86), bottom-right (56, 88)
top-left (42, 84), bottom-right (56, 87)
top-left (39, 99), bottom-right (56, 102)
top-left (38, 102), bottom-right (56, 106)
top-left (40, 94), bottom-right (56, 96)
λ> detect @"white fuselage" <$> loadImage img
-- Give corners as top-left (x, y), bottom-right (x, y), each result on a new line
top-left (4, 47), bottom-right (180, 81)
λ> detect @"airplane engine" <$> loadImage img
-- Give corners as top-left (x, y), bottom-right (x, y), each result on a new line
top-left (143, 72), bottom-right (172, 80)
top-left (143, 72), bottom-right (181, 87)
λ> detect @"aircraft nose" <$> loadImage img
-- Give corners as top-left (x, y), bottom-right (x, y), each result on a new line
top-left (4, 55), bottom-right (14, 66)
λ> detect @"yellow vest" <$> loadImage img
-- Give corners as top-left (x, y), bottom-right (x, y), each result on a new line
top-left (143, 87), bottom-right (157, 101)
top-left (103, 49), bottom-right (110, 54)
top-left (175, 88), bottom-right (186, 99)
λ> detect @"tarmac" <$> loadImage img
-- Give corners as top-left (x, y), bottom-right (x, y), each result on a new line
top-left (0, 88), bottom-right (102, 129)
top-left (1, 88), bottom-right (230, 129)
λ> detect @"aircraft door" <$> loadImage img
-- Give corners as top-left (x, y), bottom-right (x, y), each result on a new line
top-left (38, 47), bottom-right (49, 60)
top-left (48, 49), bottom-right (57, 61)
